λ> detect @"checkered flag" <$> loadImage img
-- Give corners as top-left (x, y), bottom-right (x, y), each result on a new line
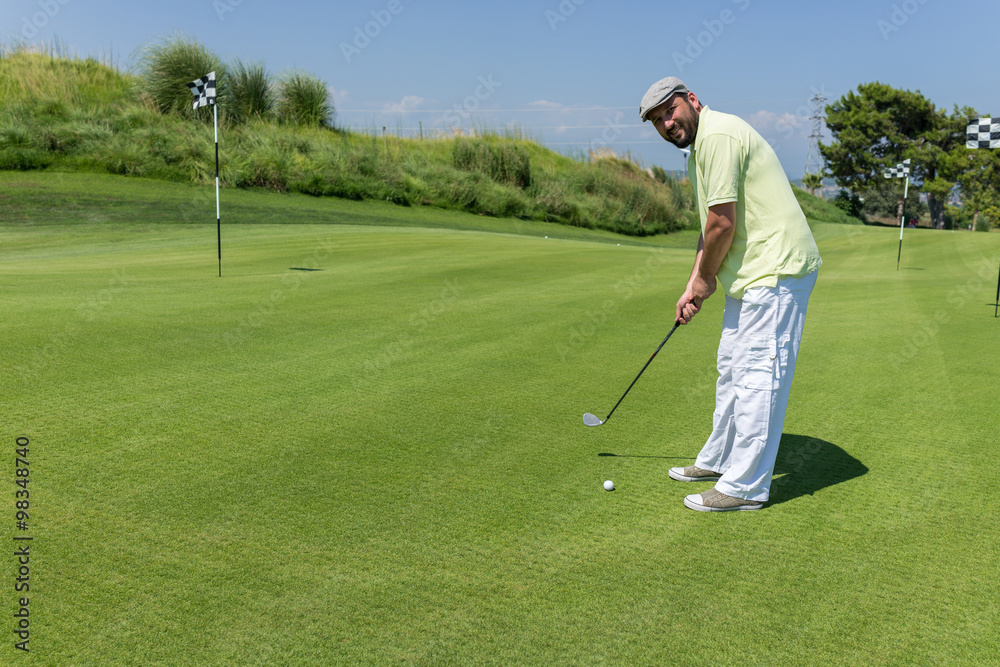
top-left (966, 117), bottom-right (1000, 149)
top-left (186, 71), bottom-right (216, 109)
top-left (883, 158), bottom-right (910, 179)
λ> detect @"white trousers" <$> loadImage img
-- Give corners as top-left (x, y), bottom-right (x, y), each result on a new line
top-left (694, 271), bottom-right (817, 502)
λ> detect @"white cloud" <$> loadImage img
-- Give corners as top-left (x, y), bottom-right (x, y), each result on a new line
top-left (746, 110), bottom-right (808, 136)
top-left (384, 95), bottom-right (425, 113)
top-left (328, 87), bottom-right (350, 106)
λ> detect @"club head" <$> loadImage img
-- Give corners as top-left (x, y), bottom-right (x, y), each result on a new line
top-left (583, 413), bottom-right (604, 427)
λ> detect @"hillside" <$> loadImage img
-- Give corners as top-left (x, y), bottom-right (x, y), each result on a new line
top-left (0, 46), bottom-right (854, 234)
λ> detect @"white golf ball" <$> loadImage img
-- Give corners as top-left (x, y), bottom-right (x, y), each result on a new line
top-left (617, 243), bottom-right (620, 246)
top-left (604, 480), bottom-right (615, 491)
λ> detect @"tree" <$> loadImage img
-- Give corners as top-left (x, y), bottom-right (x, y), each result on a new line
top-left (820, 82), bottom-right (953, 228)
top-left (802, 172), bottom-right (822, 195)
top-left (938, 106), bottom-right (1000, 231)
top-left (861, 179), bottom-right (926, 221)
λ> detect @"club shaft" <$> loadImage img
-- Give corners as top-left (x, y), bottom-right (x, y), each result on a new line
top-left (602, 321), bottom-right (680, 424)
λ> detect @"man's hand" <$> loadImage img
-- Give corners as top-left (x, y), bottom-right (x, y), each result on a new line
top-left (675, 274), bottom-right (717, 324)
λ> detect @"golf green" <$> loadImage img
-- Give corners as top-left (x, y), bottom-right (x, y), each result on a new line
top-left (2, 173), bottom-right (998, 664)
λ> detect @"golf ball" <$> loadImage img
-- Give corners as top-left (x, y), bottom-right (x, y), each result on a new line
top-left (604, 480), bottom-right (615, 491)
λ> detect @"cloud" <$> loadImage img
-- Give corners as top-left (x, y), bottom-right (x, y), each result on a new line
top-left (383, 95), bottom-right (425, 113)
top-left (746, 110), bottom-right (808, 136)
top-left (328, 87), bottom-right (350, 106)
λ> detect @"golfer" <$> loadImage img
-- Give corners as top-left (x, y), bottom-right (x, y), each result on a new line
top-left (640, 77), bottom-right (822, 512)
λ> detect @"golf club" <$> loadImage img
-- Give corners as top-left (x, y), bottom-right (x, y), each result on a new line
top-left (583, 320), bottom-right (682, 427)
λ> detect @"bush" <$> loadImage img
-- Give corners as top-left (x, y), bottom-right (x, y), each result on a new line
top-left (277, 72), bottom-right (333, 127)
top-left (833, 189), bottom-right (865, 222)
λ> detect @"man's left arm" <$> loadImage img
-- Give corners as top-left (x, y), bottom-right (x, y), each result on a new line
top-left (678, 201), bottom-right (736, 323)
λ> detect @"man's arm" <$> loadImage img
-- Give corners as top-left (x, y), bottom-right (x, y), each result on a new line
top-left (675, 201), bottom-right (736, 324)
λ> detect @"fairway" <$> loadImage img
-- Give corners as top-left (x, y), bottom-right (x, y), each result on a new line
top-left (3, 175), bottom-right (999, 665)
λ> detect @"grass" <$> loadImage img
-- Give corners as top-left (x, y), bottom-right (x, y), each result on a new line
top-left (2, 171), bottom-right (999, 664)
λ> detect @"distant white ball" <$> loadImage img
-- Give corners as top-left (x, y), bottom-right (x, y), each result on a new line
top-left (603, 480), bottom-right (615, 491)
top-left (545, 236), bottom-right (548, 238)
top-left (617, 243), bottom-right (620, 246)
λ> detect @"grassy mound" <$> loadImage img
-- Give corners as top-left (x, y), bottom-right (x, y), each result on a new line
top-left (0, 47), bottom-right (695, 236)
top-left (793, 184), bottom-right (863, 225)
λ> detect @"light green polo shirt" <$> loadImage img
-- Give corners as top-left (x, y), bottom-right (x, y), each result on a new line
top-left (687, 106), bottom-right (822, 299)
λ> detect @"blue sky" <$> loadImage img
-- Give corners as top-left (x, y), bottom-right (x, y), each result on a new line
top-left (4, 0), bottom-right (999, 176)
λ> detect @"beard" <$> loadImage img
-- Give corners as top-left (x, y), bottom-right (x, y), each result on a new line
top-left (665, 115), bottom-right (697, 149)
top-left (662, 100), bottom-right (699, 149)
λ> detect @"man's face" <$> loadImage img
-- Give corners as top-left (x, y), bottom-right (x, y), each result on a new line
top-left (647, 93), bottom-right (699, 149)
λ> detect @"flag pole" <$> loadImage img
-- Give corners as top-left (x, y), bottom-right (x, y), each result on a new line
top-left (896, 174), bottom-right (908, 271)
top-left (994, 257), bottom-right (999, 318)
top-left (214, 103), bottom-right (221, 278)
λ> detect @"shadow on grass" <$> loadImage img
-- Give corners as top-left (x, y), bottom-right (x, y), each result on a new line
top-left (599, 434), bottom-right (867, 504)
top-left (769, 434), bottom-right (867, 505)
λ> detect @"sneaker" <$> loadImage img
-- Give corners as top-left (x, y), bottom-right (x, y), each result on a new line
top-left (668, 466), bottom-right (722, 482)
top-left (684, 488), bottom-right (763, 512)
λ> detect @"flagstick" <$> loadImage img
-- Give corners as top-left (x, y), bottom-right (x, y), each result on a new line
top-left (896, 174), bottom-right (908, 271)
top-left (994, 258), bottom-right (1000, 318)
top-left (214, 103), bottom-right (221, 278)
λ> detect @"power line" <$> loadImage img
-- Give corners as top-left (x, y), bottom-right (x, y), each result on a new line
top-left (339, 107), bottom-right (635, 113)
top-left (350, 125), bottom-right (647, 130)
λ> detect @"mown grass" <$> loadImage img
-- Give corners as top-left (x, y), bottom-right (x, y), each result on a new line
top-left (2, 171), bottom-right (999, 664)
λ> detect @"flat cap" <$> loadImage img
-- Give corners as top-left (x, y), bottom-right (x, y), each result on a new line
top-left (639, 77), bottom-right (689, 121)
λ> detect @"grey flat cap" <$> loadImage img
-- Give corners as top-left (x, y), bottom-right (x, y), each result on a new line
top-left (639, 77), bottom-right (689, 121)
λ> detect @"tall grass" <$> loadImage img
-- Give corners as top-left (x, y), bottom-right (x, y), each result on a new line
top-left (0, 47), bottom-right (130, 111)
top-left (135, 34), bottom-right (225, 118)
top-left (277, 71), bottom-right (334, 128)
top-left (453, 138), bottom-right (531, 188)
top-left (229, 59), bottom-right (275, 124)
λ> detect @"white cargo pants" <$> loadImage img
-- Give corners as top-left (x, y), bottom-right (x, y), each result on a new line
top-left (694, 271), bottom-right (818, 502)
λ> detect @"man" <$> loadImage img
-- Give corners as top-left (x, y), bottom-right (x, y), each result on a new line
top-left (639, 77), bottom-right (822, 512)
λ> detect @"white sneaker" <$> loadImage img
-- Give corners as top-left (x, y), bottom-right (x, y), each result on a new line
top-left (668, 466), bottom-right (722, 482)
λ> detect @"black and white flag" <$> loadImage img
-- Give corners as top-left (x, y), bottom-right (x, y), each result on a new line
top-left (883, 158), bottom-right (910, 179)
top-left (186, 71), bottom-right (217, 109)
top-left (966, 117), bottom-right (1000, 149)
